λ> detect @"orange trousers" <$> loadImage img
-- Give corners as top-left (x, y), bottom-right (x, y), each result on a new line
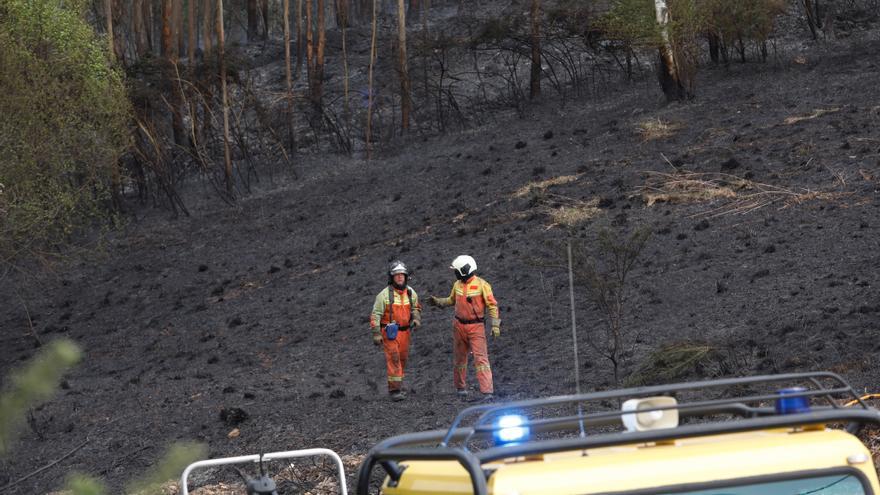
top-left (382, 328), bottom-right (411, 392)
top-left (453, 321), bottom-right (493, 394)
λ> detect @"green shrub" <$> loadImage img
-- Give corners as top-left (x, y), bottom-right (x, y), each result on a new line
top-left (703, 0), bottom-right (786, 60)
top-left (0, 0), bottom-right (130, 265)
top-left (0, 339), bottom-right (82, 453)
top-left (597, 0), bottom-right (661, 48)
top-left (0, 338), bottom-right (205, 494)
top-left (624, 342), bottom-right (716, 387)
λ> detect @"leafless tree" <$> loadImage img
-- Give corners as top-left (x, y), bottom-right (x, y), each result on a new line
top-left (366, 0), bottom-right (378, 157)
top-left (217, 0), bottom-right (234, 198)
top-left (572, 227), bottom-right (651, 385)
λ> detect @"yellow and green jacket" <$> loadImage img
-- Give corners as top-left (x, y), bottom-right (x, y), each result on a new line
top-left (371, 286), bottom-right (422, 330)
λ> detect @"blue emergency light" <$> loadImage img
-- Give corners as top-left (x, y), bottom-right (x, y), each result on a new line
top-left (775, 387), bottom-right (811, 415)
top-left (494, 414), bottom-right (530, 445)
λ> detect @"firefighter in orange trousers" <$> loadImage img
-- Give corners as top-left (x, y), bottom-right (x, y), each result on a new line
top-left (428, 255), bottom-right (500, 399)
top-left (371, 260), bottom-right (422, 401)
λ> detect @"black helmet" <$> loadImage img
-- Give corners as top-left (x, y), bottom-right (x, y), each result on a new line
top-left (388, 260), bottom-right (409, 288)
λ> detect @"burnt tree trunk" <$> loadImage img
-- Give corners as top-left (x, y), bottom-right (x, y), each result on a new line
top-left (306, 0), bottom-right (315, 99)
top-left (134, 0), bottom-right (151, 57)
top-left (174, 0), bottom-right (184, 57)
top-left (161, 0), bottom-right (173, 58)
top-left (261, 0), bottom-right (270, 40)
top-left (657, 49), bottom-right (688, 101)
top-left (295, 0), bottom-right (304, 78)
top-left (366, 0), bottom-right (378, 158)
top-left (188, 0), bottom-right (197, 65)
top-left (163, 1), bottom-right (186, 146)
top-left (105, 0), bottom-right (116, 61)
top-left (336, 0), bottom-right (349, 28)
top-left (284, 0), bottom-right (297, 151)
top-left (708, 31), bottom-right (720, 64)
top-left (529, 0), bottom-right (541, 99)
top-left (315, 0), bottom-right (326, 105)
top-left (341, 0), bottom-right (350, 124)
top-left (803, 0), bottom-right (818, 40)
top-left (203, 0), bottom-right (214, 56)
top-left (654, 0), bottom-right (689, 102)
top-left (397, 0), bottom-right (411, 129)
top-left (248, 0), bottom-right (260, 41)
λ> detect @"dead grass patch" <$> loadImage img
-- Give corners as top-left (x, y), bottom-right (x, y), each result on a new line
top-left (513, 174), bottom-right (580, 198)
top-left (544, 197), bottom-right (601, 228)
top-left (637, 118), bottom-right (681, 141)
top-left (784, 107), bottom-right (841, 125)
top-left (640, 172), bottom-right (739, 207)
top-left (639, 170), bottom-right (851, 216)
top-left (624, 343), bottom-right (716, 387)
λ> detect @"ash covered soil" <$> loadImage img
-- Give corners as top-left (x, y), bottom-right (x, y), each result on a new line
top-left (3, 32), bottom-right (880, 493)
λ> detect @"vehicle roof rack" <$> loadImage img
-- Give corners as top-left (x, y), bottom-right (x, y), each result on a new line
top-left (356, 371), bottom-right (880, 495)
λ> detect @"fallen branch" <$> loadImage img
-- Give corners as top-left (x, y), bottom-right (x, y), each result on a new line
top-left (638, 170), bottom-right (850, 217)
top-left (16, 292), bottom-right (41, 348)
top-left (0, 436), bottom-right (90, 491)
top-left (784, 107), bottom-right (841, 125)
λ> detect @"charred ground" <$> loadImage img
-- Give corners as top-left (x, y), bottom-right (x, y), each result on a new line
top-left (2, 25), bottom-right (880, 494)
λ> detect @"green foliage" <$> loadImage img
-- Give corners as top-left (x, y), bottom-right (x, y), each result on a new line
top-left (66, 474), bottom-right (107, 495)
top-left (601, 0), bottom-right (785, 53)
top-left (126, 442), bottom-right (208, 495)
top-left (667, 0), bottom-right (706, 92)
top-left (0, 0), bottom-right (130, 265)
top-left (60, 442), bottom-right (206, 495)
top-left (703, 0), bottom-right (787, 45)
top-left (597, 0), bottom-right (661, 48)
top-left (0, 336), bottom-right (205, 494)
top-left (0, 339), bottom-right (82, 454)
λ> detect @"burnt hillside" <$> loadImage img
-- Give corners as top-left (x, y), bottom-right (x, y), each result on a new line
top-left (2, 13), bottom-right (880, 495)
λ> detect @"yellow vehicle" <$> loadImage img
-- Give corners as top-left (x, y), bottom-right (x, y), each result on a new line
top-left (357, 372), bottom-right (880, 494)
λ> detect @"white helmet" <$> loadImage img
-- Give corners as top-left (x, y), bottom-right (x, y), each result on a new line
top-left (450, 255), bottom-right (477, 280)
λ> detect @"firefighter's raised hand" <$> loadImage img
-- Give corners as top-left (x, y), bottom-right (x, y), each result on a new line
top-left (491, 325), bottom-right (501, 339)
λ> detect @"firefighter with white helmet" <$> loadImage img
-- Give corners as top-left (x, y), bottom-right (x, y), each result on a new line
top-left (428, 255), bottom-right (500, 399)
top-left (370, 260), bottom-right (422, 401)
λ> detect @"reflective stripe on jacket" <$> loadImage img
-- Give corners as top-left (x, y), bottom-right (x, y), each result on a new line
top-left (371, 286), bottom-right (421, 328)
top-left (436, 276), bottom-right (499, 324)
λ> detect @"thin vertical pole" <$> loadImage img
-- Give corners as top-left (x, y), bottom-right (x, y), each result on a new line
top-left (567, 241), bottom-right (585, 437)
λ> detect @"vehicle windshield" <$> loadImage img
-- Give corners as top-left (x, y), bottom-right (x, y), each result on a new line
top-left (652, 473), bottom-right (867, 495)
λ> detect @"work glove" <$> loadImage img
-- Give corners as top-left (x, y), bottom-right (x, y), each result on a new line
top-left (491, 325), bottom-right (501, 338)
top-left (411, 320), bottom-right (421, 332)
top-left (427, 296), bottom-right (442, 307)
top-left (371, 328), bottom-right (382, 346)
